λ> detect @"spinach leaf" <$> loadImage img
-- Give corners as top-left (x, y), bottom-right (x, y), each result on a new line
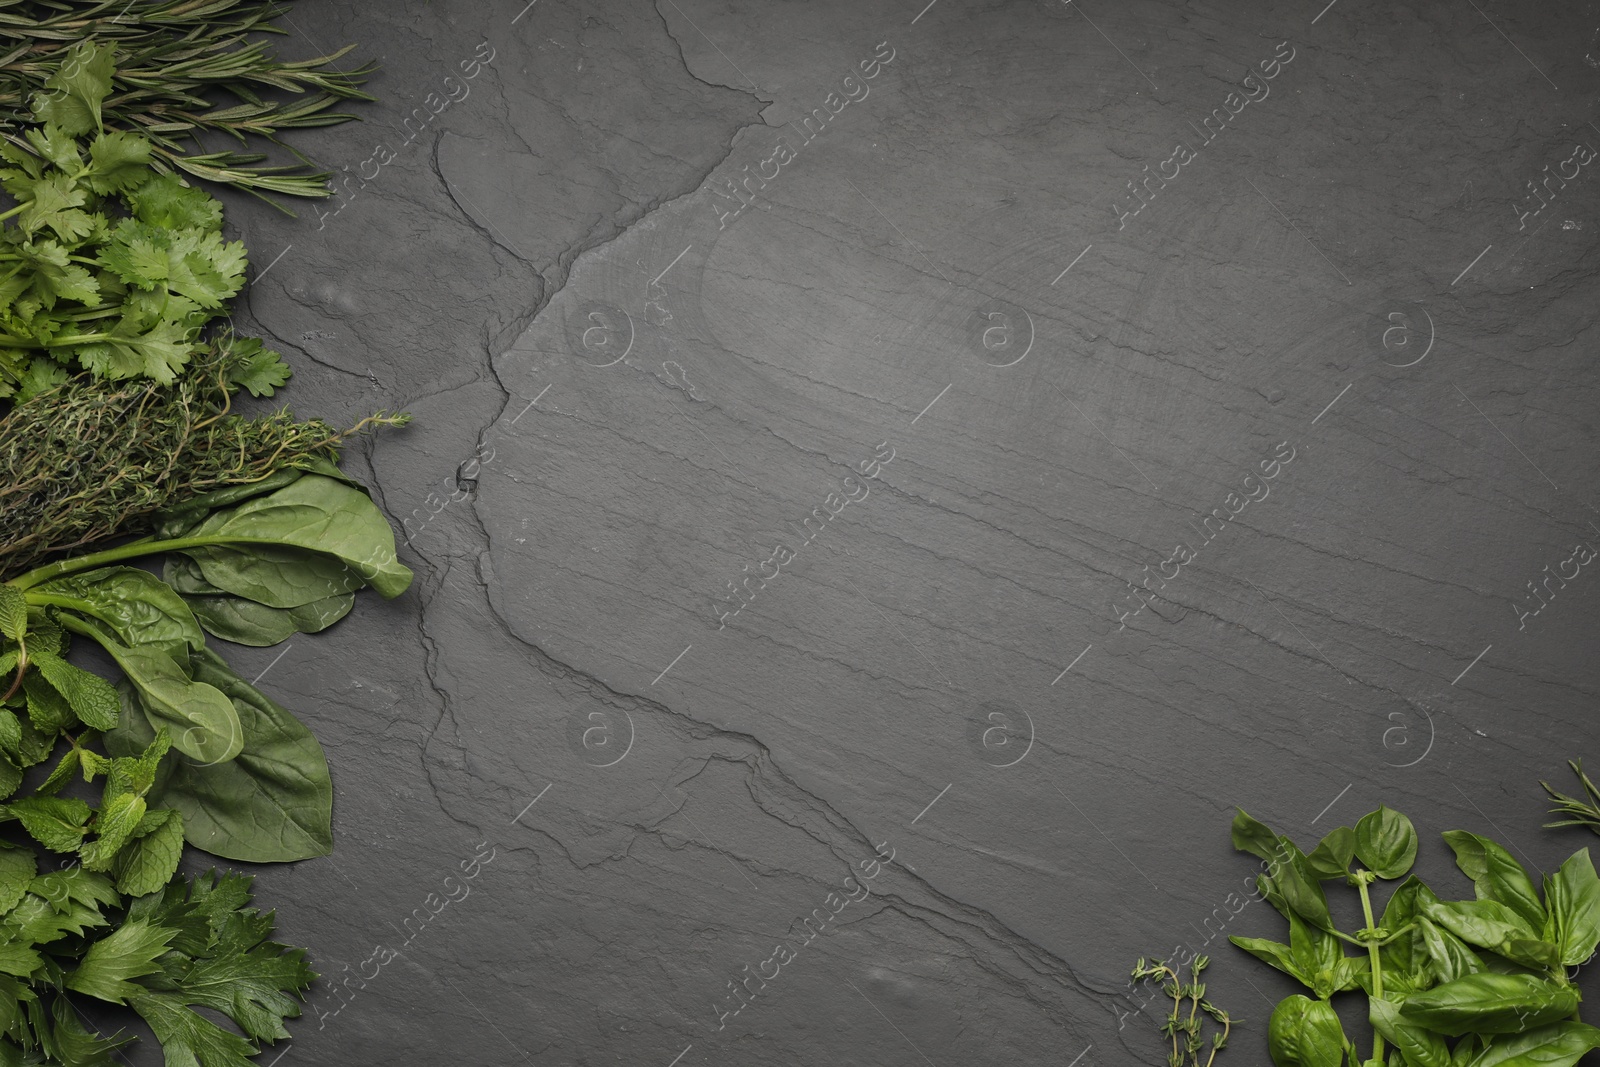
top-left (1356, 806), bottom-right (1418, 880)
top-left (1442, 830), bottom-right (1545, 931)
top-left (35, 566), bottom-right (202, 658)
top-left (82, 620), bottom-right (241, 767)
top-left (110, 647), bottom-right (331, 863)
top-left (181, 473), bottom-right (410, 598)
top-left (176, 543), bottom-right (365, 610)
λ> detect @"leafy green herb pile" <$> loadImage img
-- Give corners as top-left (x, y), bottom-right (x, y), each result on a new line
top-left (0, 1), bottom-right (374, 203)
top-left (1229, 804), bottom-right (1600, 1067)
top-left (1130, 954), bottom-right (1235, 1067)
top-left (0, 865), bottom-right (310, 1065)
top-left (0, 39), bottom-right (270, 400)
top-left (0, 5), bottom-right (407, 1061)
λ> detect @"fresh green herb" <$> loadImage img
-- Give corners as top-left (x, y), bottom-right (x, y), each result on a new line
top-left (2, 465), bottom-right (411, 864)
top-left (1544, 759), bottom-right (1600, 836)
top-left (0, 862), bottom-right (311, 1063)
top-left (1228, 804), bottom-right (1600, 1067)
top-left (0, 8), bottom-right (374, 206)
top-left (1130, 954), bottom-right (1235, 1067)
top-left (0, 332), bottom-right (407, 581)
top-left (0, 64), bottom-right (259, 394)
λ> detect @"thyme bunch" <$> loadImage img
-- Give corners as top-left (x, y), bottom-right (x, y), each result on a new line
top-left (0, 330), bottom-right (406, 580)
top-left (1131, 955), bottom-right (1234, 1067)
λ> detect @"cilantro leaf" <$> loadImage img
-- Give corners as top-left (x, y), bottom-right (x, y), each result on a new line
top-left (84, 131), bottom-right (152, 195)
top-left (12, 354), bottom-right (69, 402)
top-left (32, 42), bottom-right (117, 136)
top-left (127, 173), bottom-right (222, 231)
top-left (65, 918), bottom-right (176, 1004)
top-left (17, 175), bottom-right (94, 243)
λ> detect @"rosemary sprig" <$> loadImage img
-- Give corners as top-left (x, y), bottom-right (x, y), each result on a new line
top-left (0, 0), bottom-right (373, 208)
top-left (1543, 758), bottom-right (1600, 835)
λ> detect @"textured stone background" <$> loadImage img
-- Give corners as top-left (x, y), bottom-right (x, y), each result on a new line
top-left (109, 0), bottom-right (1600, 1063)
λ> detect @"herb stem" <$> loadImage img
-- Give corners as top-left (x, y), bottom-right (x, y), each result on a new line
top-left (1356, 870), bottom-right (1386, 1064)
top-left (10, 533), bottom-right (280, 590)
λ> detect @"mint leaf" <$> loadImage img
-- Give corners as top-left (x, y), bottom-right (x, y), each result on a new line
top-left (6, 797), bottom-right (91, 853)
top-left (81, 793), bottom-right (146, 872)
top-left (66, 918), bottom-right (176, 1004)
top-left (26, 649), bottom-right (118, 731)
top-left (113, 810), bottom-right (183, 897)
top-left (0, 848), bottom-right (36, 917)
top-left (0, 588), bottom-right (25, 642)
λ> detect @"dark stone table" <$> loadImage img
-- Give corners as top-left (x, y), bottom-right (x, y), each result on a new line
top-left (164, 1), bottom-right (1600, 1063)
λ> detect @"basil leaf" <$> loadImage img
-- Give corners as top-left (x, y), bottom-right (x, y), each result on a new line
top-left (1268, 994), bottom-right (1347, 1067)
top-left (1416, 916), bottom-right (1488, 984)
top-left (1370, 995), bottom-right (1451, 1067)
top-left (1399, 974), bottom-right (1578, 1036)
top-left (94, 634), bottom-right (241, 767)
top-left (1541, 849), bottom-right (1600, 967)
top-left (185, 473), bottom-right (410, 598)
top-left (1442, 830), bottom-right (1545, 930)
top-left (1356, 806), bottom-right (1418, 879)
top-left (1233, 808), bottom-right (1283, 862)
top-left (1273, 837), bottom-right (1336, 932)
top-left (149, 647), bottom-right (331, 863)
top-left (1288, 905), bottom-right (1346, 999)
top-left (1462, 1021), bottom-right (1600, 1067)
top-left (1306, 825), bottom-right (1356, 880)
top-left (1421, 898), bottom-right (1561, 970)
top-left (35, 567), bottom-right (202, 659)
top-left (1229, 935), bottom-right (1312, 989)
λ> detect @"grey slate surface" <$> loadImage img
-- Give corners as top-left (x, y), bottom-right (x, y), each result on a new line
top-left (126, 0), bottom-right (1600, 1063)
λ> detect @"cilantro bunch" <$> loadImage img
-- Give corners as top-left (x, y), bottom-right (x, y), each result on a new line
top-left (0, 48), bottom-right (255, 398)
